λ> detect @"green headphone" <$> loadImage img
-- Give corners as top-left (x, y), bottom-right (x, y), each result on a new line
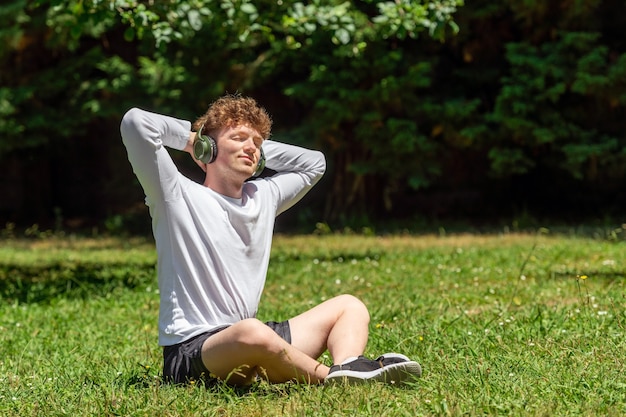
top-left (193, 124), bottom-right (266, 177)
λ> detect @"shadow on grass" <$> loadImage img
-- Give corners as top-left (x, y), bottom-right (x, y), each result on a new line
top-left (551, 271), bottom-right (625, 281)
top-left (0, 261), bottom-right (156, 304)
top-left (115, 362), bottom-right (421, 397)
top-left (116, 363), bottom-right (307, 398)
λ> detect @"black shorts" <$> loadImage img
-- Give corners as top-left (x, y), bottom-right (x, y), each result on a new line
top-left (162, 320), bottom-right (291, 385)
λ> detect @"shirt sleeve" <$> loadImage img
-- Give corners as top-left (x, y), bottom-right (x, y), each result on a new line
top-left (260, 140), bottom-right (326, 215)
top-left (119, 107), bottom-right (191, 203)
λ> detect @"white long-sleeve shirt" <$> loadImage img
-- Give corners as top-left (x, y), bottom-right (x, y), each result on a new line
top-left (120, 108), bottom-right (326, 346)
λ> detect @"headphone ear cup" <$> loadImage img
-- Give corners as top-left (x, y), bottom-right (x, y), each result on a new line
top-left (252, 147), bottom-right (266, 177)
top-left (193, 126), bottom-right (217, 164)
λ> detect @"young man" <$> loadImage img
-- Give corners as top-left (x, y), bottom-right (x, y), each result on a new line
top-left (120, 94), bottom-right (421, 386)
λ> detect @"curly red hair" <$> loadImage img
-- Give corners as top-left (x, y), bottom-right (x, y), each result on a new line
top-left (193, 94), bottom-right (272, 140)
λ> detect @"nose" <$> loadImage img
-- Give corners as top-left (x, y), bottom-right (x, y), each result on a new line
top-left (243, 137), bottom-right (255, 149)
top-left (242, 138), bottom-right (259, 158)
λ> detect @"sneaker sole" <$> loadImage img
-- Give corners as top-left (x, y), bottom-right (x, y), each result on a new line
top-left (325, 361), bottom-right (422, 385)
top-left (379, 352), bottom-right (410, 363)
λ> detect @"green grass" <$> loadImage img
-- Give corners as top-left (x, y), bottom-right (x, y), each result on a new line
top-left (0, 232), bottom-right (625, 416)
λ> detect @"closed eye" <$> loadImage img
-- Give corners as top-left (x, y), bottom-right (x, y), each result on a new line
top-left (231, 135), bottom-right (262, 148)
top-left (228, 130), bottom-right (263, 148)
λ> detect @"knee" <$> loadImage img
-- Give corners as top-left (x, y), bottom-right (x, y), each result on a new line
top-left (337, 294), bottom-right (370, 324)
top-left (234, 318), bottom-right (281, 351)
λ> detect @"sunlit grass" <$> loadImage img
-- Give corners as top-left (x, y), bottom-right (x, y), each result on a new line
top-left (1, 232), bottom-right (624, 416)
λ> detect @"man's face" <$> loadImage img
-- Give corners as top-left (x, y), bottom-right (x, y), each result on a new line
top-left (214, 124), bottom-right (263, 178)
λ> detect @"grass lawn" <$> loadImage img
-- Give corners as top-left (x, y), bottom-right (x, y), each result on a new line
top-left (0, 231), bottom-right (624, 416)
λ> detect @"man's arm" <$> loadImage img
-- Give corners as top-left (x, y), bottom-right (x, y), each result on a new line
top-left (120, 107), bottom-right (193, 203)
top-left (260, 140), bottom-right (326, 215)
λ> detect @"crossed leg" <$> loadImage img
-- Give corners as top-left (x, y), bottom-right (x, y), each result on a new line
top-left (200, 294), bottom-right (370, 385)
top-left (289, 294), bottom-right (369, 365)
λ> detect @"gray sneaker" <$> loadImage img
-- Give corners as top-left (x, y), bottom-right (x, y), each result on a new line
top-left (325, 354), bottom-right (422, 385)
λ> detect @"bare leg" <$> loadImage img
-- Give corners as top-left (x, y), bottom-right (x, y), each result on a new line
top-left (201, 295), bottom-right (370, 385)
top-left (201, 318), bottom-right (329, 385)
top-left (289, 294), bottom-right (370, 365)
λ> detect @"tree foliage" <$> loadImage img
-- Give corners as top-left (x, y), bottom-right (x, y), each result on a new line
top-left (0, 0), bottom-right (463, 227)
top-left (486, 31), bottom-right (626, 181)
top-left (1, 0), bottom-right (625, 230)
top-left (0, 0), bottom-right (462, 151)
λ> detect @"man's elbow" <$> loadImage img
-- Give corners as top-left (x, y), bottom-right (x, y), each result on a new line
top-left (315, 150), bottom-right (326, 172)
top-left (312, 150), bottom-right (327, 181)
top-left (120, 107), bottom-right (144, 138)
